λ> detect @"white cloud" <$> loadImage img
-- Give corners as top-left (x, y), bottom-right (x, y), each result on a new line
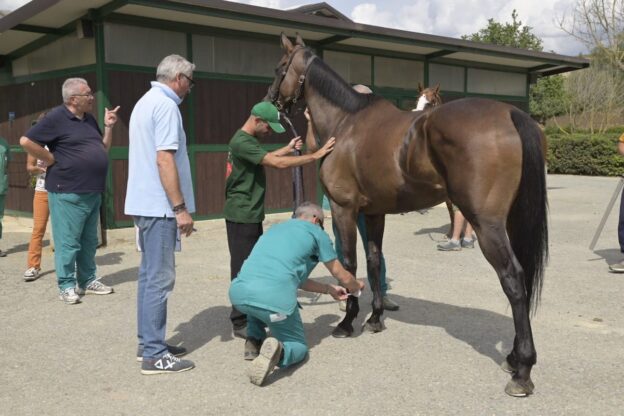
top-left (351, 3), bottom-right (394, 28)
top-left (0, 0), bottom-right (30, 12)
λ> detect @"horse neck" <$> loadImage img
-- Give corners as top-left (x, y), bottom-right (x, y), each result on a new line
top-left (305, 87), bottom-right (348, 144)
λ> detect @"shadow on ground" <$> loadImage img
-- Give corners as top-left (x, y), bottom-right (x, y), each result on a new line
top-left (100, 267), bottom-right (138, 287)
top-left (346, 294), bottom-right (514, 365)
top-left (592, 248), bottom-right (622, 266)
top-left (96, 251), bottom-right (125, 266)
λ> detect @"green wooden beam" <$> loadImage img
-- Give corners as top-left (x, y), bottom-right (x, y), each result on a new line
top-left (426, 49), bottom-right (455, 59)
top-left (316, 35), bottom-right (350, 46)
top-left (13, 24), bottom-right (64, 35)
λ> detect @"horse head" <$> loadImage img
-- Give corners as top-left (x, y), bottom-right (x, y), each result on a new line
top-left (265, 34), bottom-right (315, 116)
top-left (414, 83), bottom-right (442, 111)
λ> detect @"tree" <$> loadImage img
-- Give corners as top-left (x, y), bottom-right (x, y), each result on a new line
top-left (463, 10), bottom-right (565, 124)
top-left (529, 75), bottom-right (567, 125)
top-left (558, 0), bottom-right (624, 71)
top-left (461, 10), bottom-right (543, 51)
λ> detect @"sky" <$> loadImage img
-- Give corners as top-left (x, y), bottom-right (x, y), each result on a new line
top-left (0, 0), bottom-right (587, 56)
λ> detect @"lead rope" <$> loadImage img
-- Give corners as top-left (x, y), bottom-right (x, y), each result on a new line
top-left (281, 113), bottom-right (304, 217)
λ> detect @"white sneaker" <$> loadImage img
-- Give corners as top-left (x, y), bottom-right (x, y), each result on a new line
top-left (23, 267), bottom-right (41, 282)
top-left (59, 287), bottom-right (80, 304)
top-left (76, 279), bottom-right (114, 296)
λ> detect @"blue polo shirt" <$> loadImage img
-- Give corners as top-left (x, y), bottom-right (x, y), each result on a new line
top-left (124, 81), bottom-right (195, 217)
top-left (24, 105), bottom-right (108, 193)
top-left (229, 219), bottom-right (338, 315)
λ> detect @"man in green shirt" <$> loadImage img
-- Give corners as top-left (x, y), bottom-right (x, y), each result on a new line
top-left (224, 101), bottom-right (335, 336)
top-left (229, 202), bottom-right (364, 386)
top-left (0, 137), bottom-right (11, 257)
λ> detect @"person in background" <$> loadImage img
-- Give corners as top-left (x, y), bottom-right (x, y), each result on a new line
top-left (229, 202), bottom-right (364, 386)
top-left (436, 209), bottom-right (476, 251)
top-left (224, 101), bottom-right (335, 338)
top-left (125, 54), bottom-right (196, 374)
top-left (19, 78), bottom-right (119, 304)
top-left (0, 135), bottom-right (10, 258)
top-left (24, 115), bottom-right (50, 281)
top-left (609, 132), bottom-right (624, 272)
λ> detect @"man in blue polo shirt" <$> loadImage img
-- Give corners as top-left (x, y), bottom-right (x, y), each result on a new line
top-left (125, 54), bottom-right (196, 375)
top-left (229, 202), bottom-right (364, 386)
top-left (20, 78), bottom-right (120, 304)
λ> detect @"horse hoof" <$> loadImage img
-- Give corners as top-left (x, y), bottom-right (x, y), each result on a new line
top-left (501, 359), bottom-right (517, 374)
top-left (332, 326), bottom-right (352, 338)
top-left (363, 321), bottom-right (384, 333)
top-left (504, 378), bottom-right (534, 397)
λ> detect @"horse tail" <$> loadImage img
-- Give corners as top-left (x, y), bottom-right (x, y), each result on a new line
top-left (508, 109), bottom-right (549, 314)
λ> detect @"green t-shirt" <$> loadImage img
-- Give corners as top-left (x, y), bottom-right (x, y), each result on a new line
top-left (224, 129), bottom-right (268, 223)
top-left (229, 219), bottom-right (338, 315)
top-left (0, 137), bottom-right (10, 196)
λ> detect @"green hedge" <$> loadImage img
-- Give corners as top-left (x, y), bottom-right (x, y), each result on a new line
top-left (546, 132), bottom-right (624, 176)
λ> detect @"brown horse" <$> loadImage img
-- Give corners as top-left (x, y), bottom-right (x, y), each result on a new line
top-left (267, 34), bottom-right (548, 397)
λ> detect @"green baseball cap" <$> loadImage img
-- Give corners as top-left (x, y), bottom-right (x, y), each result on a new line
top-left (251, 102), bottom-right (285, 133)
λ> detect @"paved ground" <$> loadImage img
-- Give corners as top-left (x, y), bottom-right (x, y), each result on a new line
top-left (1, 174), bottom-right (623, 415)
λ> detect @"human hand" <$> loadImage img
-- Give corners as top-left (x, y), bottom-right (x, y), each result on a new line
top-left (304, 108), bottom-right (311, 121)
top-left (315, 137), bottom-right (335, 158)
top-left (328, 284), bottom-right (349, 301)
top-left (347, 278), bottom-right (365, 295)
top-left (289, 136), bottom-right (303, 151)
top-left (175, 210), bottom-right (194, 237)
top-left (104, 106), bottom-right (120, 128)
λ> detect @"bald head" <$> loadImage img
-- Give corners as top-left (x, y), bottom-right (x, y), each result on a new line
top-left (353, 84), bottom-right (372, 94)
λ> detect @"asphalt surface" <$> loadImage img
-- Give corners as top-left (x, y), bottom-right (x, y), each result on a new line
top-left (0, 174), bottom-right (623, 416)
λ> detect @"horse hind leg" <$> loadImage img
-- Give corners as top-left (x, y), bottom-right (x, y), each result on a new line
top-left (474, 220), bottom-right (536, 397)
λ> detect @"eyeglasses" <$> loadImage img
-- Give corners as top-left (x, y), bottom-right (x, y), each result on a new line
top-left (181, 73), bottom-right (195, 89)
top-left (72, 92), bottom-right (94, 97)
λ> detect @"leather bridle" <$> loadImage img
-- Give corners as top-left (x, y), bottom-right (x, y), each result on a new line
top-left (268, 46), bottom-right (315, 114)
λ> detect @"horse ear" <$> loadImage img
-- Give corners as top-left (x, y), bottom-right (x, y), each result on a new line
top-left (434, 83), bottom-right (440, 93)
top-left (418, 82), bottom-right (423, 93)
top-left (295, 34), bottom-right (306, 47)
top-left (281, 33), bottom-right (294, 53)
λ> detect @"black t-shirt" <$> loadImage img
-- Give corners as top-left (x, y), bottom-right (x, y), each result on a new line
top-left (25, 105), bottom-right (108, 193)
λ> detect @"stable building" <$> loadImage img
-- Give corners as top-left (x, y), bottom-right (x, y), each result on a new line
top-left (0, 0), bottom-right (589, 228)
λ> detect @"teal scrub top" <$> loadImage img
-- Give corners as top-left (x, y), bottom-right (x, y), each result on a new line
top-left (229, 219), bottom-right (337, 315)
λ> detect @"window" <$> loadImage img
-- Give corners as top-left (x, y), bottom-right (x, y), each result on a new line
top-left (467, 68), bottom-right (526, 96)
top-left (193, 35), bottom-right (283, 77)
top-left (104, 23), bottom-right (186, 67)
top-left (12, 33), bottom-right (95, 76)
top-left (323, 51), bottom-right (371, 85)
top-left (374, 57), bottom-right (423, 89)
top-left (428, 63), bottom-right (464, 92)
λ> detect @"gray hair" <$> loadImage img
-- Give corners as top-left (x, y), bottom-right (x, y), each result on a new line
top-left (62, 78), bottom-right (88, 103)
top-left (295, 201), bottom-right (324, 220)
top-left (156, 54), bottom-right (196, 83)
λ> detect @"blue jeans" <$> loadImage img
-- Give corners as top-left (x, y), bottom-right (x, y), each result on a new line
top-left (48, 192), bottom-right (100, 290)
top-left (134, 216), bottom-right (177, 360)
top-left (233, 304), bottom-right (307, 368)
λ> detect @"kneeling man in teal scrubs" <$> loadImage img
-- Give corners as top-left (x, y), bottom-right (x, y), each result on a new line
top-left (229, 201), bottom-right (364, 386)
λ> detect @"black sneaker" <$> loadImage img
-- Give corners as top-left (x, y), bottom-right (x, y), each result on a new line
top-left (244, 338), bottom-right (262, 361)
top-left (136, 344), bottom-right (187, 362)
top-left (141, 353), bottom-right (195, 375)
top-left (247, 337), bottom-right (282, 386)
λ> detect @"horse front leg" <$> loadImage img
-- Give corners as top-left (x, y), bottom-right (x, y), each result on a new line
top-left (330, 204), bottom-right (359, 338)
top-left (363, 214), bottom-right (385, 333)
top-left (476, 223), bottom-right (536, 397)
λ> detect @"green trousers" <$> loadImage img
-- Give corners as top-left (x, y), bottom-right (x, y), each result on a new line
top-left (0, 194), bottom-right (5, 240)
top-left (48, 192), bottom-right (101, 291)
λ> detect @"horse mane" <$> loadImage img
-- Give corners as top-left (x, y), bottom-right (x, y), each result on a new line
top-left (306, 56), bottom-right (380, 113)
